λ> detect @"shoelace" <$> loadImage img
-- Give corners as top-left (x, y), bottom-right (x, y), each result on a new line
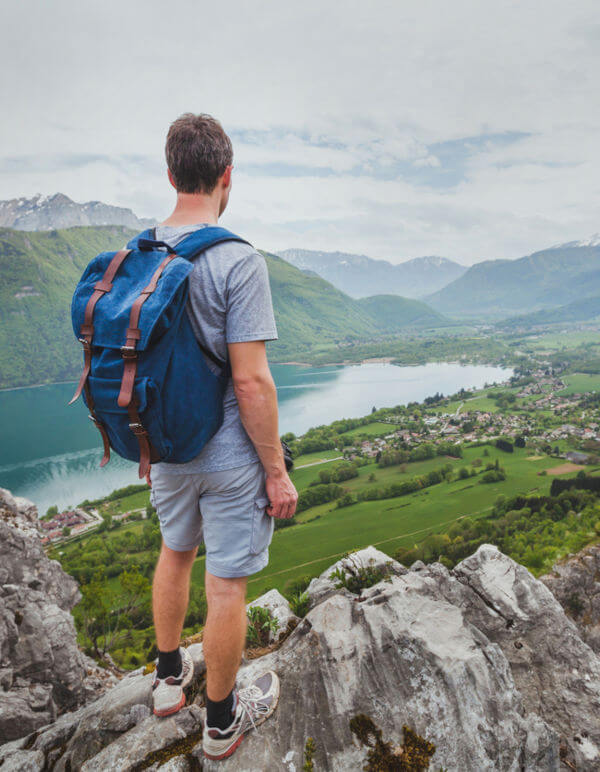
top-left (236, 684), bottom-right (271, 732)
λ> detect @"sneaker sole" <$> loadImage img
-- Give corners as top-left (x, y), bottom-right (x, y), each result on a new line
top-left (203, 733), bottom-right (245, 761)
top-left (153, 692), bottom-right (186, 717)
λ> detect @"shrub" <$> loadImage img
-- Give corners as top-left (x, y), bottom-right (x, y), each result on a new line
top-left (246, 606), bottom-right (279, 648)
top-left (290, 591), bottom-right (310, 618)
top-left (330, 556), bottom-right (393, 595)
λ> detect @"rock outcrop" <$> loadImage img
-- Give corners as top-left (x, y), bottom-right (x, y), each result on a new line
top-left (541, 543), bottom-right (600, 655)
top-left (2, 544), bottom-right (600, 770)
top-left (0, 489), bottom-right (117, 743)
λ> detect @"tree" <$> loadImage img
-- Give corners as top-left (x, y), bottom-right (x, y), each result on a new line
top-left (62, 526), bottom-right (71, 537)
top-left (75, 568), bottom-right (151, 660)
top-left (46, 505), bottom-right (58, 519)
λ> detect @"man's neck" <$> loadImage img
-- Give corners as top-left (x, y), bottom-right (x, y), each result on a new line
top-left (160, 192), bottom-right (220, 227)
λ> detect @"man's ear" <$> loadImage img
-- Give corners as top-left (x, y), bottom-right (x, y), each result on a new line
top-left (167, 168), bottom-right (177, 189)
top-left (221, 165), bottom-right (232, 188)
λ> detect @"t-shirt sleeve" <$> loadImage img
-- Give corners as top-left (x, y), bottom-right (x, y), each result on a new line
top-left (225, 250), bottom-right (278, 343)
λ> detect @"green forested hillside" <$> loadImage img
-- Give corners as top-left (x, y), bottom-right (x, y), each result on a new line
top-left (500, 294), bottom-right (600, 329)
top-left (0, 226), bottom-right (136, 388)
top-left (425, 245), bottom-right (600, 319)
top-left (356, 294), bottom-right (449, 332)
top-left (0, 228), bottom-right (448, 388)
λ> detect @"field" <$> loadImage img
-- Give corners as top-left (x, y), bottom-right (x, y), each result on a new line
top-left (61, 436), bottom-right (579, 605)
top-left (558, 373), bottom-right (600, 396)
top-left (338, 422), bottom-right (395, 441)
top-left (525, 331), bottom-right (600, 350)
top-left (546, 462), bottom-right (585, 475)
top-left (189, 444), bottom-right (563, 599)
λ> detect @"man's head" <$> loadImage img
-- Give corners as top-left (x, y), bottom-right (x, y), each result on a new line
top-left (165, 113), bottom-right (233, 215)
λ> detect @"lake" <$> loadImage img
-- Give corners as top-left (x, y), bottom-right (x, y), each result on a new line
top-left (0, 361), bottom-right (512, 513)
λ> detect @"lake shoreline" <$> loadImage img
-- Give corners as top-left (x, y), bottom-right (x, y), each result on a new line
top-left (1, 361), bottom-right (514, 512)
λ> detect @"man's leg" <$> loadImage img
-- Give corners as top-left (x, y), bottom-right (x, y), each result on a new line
top-left (203, 571), bottom-right (248, 701)
top-left (153, 542), bottom-right (198, 653)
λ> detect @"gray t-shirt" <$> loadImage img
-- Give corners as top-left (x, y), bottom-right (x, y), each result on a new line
top-left (151, 223), bottom-right (278, 474)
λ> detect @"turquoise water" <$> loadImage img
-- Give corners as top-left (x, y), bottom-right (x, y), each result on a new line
top-left (0, 362), bottom-right (511, 513)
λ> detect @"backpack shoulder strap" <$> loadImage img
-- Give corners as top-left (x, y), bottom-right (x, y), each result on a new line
top-left (127, 226), bottom-right (250, 261)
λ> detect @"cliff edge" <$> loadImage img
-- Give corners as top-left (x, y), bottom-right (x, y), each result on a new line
top-left (1, 493), bottom-right (599, 770)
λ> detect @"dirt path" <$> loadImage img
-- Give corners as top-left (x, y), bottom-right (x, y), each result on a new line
top-left (545, 462), bottom-right (585, 476)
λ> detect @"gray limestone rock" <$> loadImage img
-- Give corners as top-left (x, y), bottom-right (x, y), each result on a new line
top-left (1, 544), bottom-right (599, 771)
top-left (541, 543), bottom-right (600, 654)
top-left (248, 589), bottom-right (299, 642)
top-left (306, 544), bottom-right (406, 608)
top-left (0, 749), bottom-right (45, 771)
top-left (0, 490), bottom-right (114, 743)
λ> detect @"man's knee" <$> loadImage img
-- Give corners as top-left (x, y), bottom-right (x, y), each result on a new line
top-left (156, 542), bottom-right (198, 572)
top-left (205, 572), bottom-right (247, 608)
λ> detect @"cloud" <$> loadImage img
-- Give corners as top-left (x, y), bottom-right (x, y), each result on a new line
top-left (0, 0), bottom-right (598, 263)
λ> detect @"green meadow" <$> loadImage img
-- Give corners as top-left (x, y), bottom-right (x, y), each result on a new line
top-left (189, 443), bottom-right (562, 599)
top-left (558, 372), bottom-right (600, 395)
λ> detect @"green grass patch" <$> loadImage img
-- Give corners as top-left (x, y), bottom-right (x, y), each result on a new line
top-left (558, 373), bottom-right (600, 396)
top-left (338, 421), bottom-right (395, 441)
top-left (190, 444), bottom-right (562, 599)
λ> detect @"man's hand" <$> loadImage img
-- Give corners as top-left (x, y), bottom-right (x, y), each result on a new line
top-left (265, 471), bottom-right (298, 519)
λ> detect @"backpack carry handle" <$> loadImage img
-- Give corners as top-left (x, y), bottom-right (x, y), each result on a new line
top-left (137, 238), bottom-right (177, 254)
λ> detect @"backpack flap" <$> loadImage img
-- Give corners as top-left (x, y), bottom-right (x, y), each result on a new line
top-left (71, 248), bottom-right (193, 351)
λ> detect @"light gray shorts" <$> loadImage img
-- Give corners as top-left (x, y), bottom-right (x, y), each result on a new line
top-left (149, 461), bottom-right (274, 578)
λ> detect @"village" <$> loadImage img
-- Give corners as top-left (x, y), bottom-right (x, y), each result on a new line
top-left (41, 367), bottom-right (600, 546)
top-left (39, 507), bottom-right (101, 545)
top-left (342, 368), bottom-right (600, 465)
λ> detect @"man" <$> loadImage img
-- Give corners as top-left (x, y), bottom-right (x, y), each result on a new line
top-left (148, 113), bottom-right (298, 761)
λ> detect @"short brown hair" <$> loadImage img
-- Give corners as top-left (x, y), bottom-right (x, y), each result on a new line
top-left (165, 113), bottom-right (233, 194)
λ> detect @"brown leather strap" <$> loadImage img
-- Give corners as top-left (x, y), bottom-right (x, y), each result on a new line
top-left (127, 402), bottom-right (152, 478)
top-left (117, 253), bottom-right (177, 476)
top-left (117, 254), bottom-right (176, 408)
top-left (69, 249), bottom-right (132, 404)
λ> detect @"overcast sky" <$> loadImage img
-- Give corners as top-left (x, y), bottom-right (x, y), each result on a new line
top-left (1, 1), bottom-right (598, 264)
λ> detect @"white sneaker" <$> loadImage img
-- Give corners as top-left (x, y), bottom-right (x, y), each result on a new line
top-left (151, 647), bottom-right (194, 717)
top-left (202, 670), bottom-right (280, 760)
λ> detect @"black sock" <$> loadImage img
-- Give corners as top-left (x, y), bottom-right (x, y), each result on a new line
top-left (156, 647), bottom-right (182, 679)
top-left (206, 689), bottom-right (236, 730)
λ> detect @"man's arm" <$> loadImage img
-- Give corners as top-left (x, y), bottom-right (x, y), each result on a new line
top-left (229, 340), bottom-right (298, 519)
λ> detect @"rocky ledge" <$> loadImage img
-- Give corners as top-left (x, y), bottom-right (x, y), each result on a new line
top-left (1, 543), bottom-right (599, 771)
top-left (0, 489), bottom-right (117, 744)
top-left (542, 543), bottom-right (600, 655)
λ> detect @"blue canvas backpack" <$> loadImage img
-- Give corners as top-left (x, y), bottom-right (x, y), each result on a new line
top-left (69, 227), bottom-right (249, 478)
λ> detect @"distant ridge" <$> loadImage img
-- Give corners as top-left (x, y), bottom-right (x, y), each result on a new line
top-left (499, 293), bottom-right (600, 328)
top-left (425, 240), bottom-right (600, 319)
top-left (0, 193), bottom-right (155, 231)
top-left (0, 226), bottom-right (451, 389)
top-left (277, 248), bottom-right (466, 299)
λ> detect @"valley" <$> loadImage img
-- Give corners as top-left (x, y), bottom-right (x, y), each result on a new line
top-left (46, 341), bottom-right (600, 668)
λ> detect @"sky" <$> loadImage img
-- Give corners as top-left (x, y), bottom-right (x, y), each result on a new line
top-left (1, 0), bottom-right (599, 265)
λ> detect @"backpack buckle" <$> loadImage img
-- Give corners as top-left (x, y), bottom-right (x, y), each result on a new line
top-left (120, 345), bottom-right (138, 360)
top-left (128, 422), bottom-right (148, 436)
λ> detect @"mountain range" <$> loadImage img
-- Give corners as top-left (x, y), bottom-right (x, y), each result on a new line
top-left (0, 226), bottom-right (449, 389)
top-left (278, 248), bottom-right (466, 299)
top-left (0, 193), bottom-right (155, 231)
top-left (425, 241), bottom-right (600, 319)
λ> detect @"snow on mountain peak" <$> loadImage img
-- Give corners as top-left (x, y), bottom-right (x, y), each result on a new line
top-left (552, 233), bottom-right (600, 249)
